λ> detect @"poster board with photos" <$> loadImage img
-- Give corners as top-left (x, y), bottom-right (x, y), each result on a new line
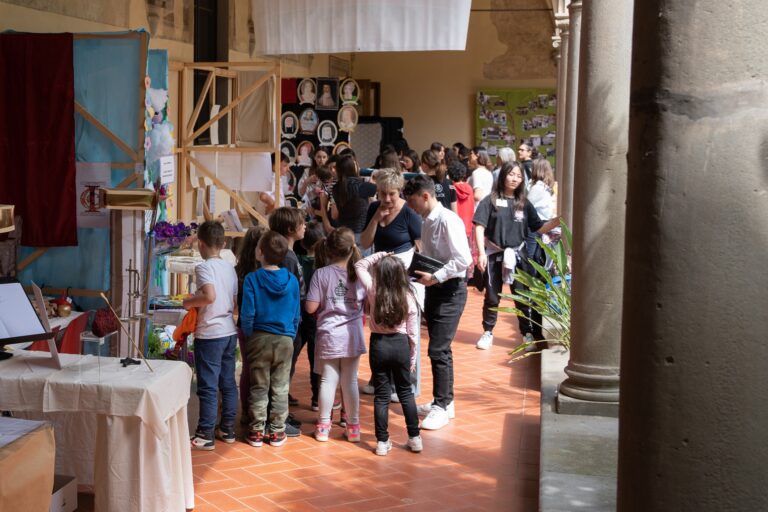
top-left (475, 89), bottom-right (557, 167)
top-left (281, 77), bottom-right (358, 169)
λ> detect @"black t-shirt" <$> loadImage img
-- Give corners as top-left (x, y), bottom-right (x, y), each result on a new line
top-left (333, 177), bottom-right (377, 233)
top-left (521, 160), bottom-right (533, 181)
top-left (364, 201), bottom-right (422, 254)
top-left (472, 195), bottom-right (544, 249)
top-left (431, 176), bottom-right (457, 210)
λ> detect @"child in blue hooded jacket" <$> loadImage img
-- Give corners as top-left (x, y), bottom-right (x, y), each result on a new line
top-left (240, 231), bottom-right (301, 448)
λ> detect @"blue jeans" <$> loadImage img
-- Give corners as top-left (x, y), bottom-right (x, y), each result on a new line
top-left (194, 334), bottom-right (238, 437)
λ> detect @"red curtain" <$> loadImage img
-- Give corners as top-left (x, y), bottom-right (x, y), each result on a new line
top-left (0, 33), bottom-right (77, 247)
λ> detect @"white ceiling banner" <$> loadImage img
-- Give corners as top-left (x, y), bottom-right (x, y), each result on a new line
top-left (251, 0), bottom-right (472, 54)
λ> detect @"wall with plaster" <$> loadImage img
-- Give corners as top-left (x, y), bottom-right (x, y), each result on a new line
top-left (352, 0), bottom-right (556, 152)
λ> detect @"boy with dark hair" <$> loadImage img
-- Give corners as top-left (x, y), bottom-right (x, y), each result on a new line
top-left (240, 231), bottom-right (301, 447)
top-left (403, 175), bottom-right (472, 431)
top-left (267, 207), bottom-right (306, 427)
top-left (184, 220), bottom-right (239, 450)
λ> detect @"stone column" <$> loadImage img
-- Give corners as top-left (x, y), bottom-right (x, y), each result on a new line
top-left (559, 0), bottom-right (581, 228)
top-left (557, 0), bottom-right (634, 413)
top-left (553, 12), bottom-right (569, 215)
top-left (617, 1), bottom-right (768, 509)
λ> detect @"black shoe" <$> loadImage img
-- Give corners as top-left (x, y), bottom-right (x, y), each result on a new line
top-left (269, 430), bottom-right (287, 447)
top-left (288, 394), bottom-right (299, 406)
top-left (284, 422), bottom-right (301, 437)
top-left (215, 427), bottom-right (236, 444)
top-left (286, 414), bottom-right (302, 428)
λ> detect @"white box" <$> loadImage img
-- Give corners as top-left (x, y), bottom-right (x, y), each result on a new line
top-left (50, 474), bottom-right (77, 512)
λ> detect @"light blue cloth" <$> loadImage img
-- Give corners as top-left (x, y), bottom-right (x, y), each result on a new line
top-left (19, 31), bottom-right (148, 311)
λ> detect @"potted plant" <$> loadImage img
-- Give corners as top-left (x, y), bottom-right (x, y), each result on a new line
top-left (494, 222), bottom-right (572, 361)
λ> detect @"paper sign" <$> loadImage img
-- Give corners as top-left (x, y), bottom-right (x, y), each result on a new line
top-left (241, 152), bottom-right (273, 192)
top-left (210, 105), bottom-right (220, 145)
top-left (159, 155), bottom-right (175, 185)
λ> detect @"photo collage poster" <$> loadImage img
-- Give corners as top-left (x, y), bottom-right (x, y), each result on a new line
top-left (280, 77), bottom-right (360, 181)
top-left (475, 89), bottom-right (557, 168)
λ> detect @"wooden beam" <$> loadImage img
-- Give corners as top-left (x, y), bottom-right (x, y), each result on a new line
top-left (22, 286), bottom-right (110, 298)
top-left (75, 102), bottom-right (139, 161)
top-left (187, 72), bottom-right (272, 143)
top-left (116, 173), bottom-right (142, 188)
top-left (187, 154), bottom-right (267, 226)
top-left (112, 162), bottom-right (137, 169)
top-left (185, 61), bottom-right (275, 69)
top-left (181, 145), bottom-right (273, 153)
top-left (179, 66), bottom-right (188, 221)
top-left (186, 70), bottom-right (215, 141)
top-left (17, 249), bottom-right (47, 272)
top-left (74, 33), bottom-right (141, 40)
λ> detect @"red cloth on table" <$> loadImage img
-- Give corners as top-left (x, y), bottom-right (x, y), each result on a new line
top-left (0, 33), bottom-right (77, 247)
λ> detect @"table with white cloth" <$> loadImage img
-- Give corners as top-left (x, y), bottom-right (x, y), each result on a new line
top-left (0, 351), bottom-right (194, 512)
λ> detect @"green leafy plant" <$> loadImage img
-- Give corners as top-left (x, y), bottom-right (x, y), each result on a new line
top-left (494, 222), bottom-right (572, 361)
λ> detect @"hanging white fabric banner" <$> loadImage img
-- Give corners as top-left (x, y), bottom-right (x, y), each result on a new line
top-left (251, 0), bottom-right (472, 54)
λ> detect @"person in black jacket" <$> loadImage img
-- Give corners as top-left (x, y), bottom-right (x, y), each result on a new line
top-left (472, 162), bottom-right (559, 350)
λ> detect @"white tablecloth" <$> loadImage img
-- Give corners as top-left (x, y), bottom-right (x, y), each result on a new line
top-left (0, 352), bottom-right (194, 512)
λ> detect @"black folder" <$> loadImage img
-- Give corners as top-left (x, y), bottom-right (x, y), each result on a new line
top-left (407, 252), bottom-right (445, 279)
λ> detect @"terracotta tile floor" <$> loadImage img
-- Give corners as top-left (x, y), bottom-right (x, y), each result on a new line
top-left (190, 288), bottom-right (541, 512)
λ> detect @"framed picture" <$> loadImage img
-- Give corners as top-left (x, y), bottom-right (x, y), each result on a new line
top-left (297, 78), bottom-right (317, 105)
top-left (317, 120), bottom-right (338, 147)
top-left (333, 141), bottom-right (351, 155)
top-left (337, 105), bottom-right (358, 132)
top-left (329, 56), bottom-right (351, 77)
top-left (281, 112), bottom-right (299, 139)
top-left (280, 141), bottom-right (297, 165)
top-left (315, 78), bottom-right (339, 110)
top-left (299, 108), bottom-right (319, 134)
top-left (340, 78), bottom-right (359, 105)
top-left (296, 141), bottom-right (315, 167)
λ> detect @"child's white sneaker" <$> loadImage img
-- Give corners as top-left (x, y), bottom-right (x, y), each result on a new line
top-left (406, 435), bottom-right (423, 453)
top-left (375, 440), bottom-right (392, 456)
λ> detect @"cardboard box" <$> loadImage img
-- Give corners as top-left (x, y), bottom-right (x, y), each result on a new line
top-left (49, 475), bottom-right (77, 512)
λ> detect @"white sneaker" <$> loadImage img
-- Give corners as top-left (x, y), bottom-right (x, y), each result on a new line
top-left (407, 435), bottom-right (423, 453)
top-left (375, 440), bottom-right (392, 456)
top-left (421, 406), bottom-right (450, 430)
top-left (390, 392), bottom-right (400, 403)
top-left (417, 400), bottom-right (455, 419)
top-left (360, 384), bottom-right (375, 395)
top-left (476, 330), bottom-right (494, 350)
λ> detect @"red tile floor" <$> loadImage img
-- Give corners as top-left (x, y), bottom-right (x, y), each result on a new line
top-left (189, 288), bottom-right (542, 512)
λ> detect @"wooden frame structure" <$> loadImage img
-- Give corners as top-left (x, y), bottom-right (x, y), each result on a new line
top-left (175, 61), bottom-right (282, 227)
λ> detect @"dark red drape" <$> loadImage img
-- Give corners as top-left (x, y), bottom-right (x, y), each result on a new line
top-left (0, 33), bottom-right (77, 247)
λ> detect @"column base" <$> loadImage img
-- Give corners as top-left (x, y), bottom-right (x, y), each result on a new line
top-left (556, 392), bottom-right (618, 418)
top-left (558, 361), bottom-right (620, 413)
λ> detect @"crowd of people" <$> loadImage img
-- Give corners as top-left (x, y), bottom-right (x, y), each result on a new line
top-left (184, 140), bottom-right (559, 456)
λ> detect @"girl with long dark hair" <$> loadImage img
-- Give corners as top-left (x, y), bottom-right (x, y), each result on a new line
top-left (472, 162), bottom-right (560, 350)
top-left (355, 252), bottom-right (422, 456)
top-left (305, 228), bottom-right (366, 443)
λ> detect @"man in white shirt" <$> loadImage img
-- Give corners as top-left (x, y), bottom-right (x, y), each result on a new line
top-left (403, 175), bottom-right (472, 431)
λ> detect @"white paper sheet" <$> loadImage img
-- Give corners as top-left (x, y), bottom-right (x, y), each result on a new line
top-left (216, 152), bottom-right (243, 190)
top-left (159, 155), bottom-right (175, 185)
top-left (242, 152), bottom-right (273, 192)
